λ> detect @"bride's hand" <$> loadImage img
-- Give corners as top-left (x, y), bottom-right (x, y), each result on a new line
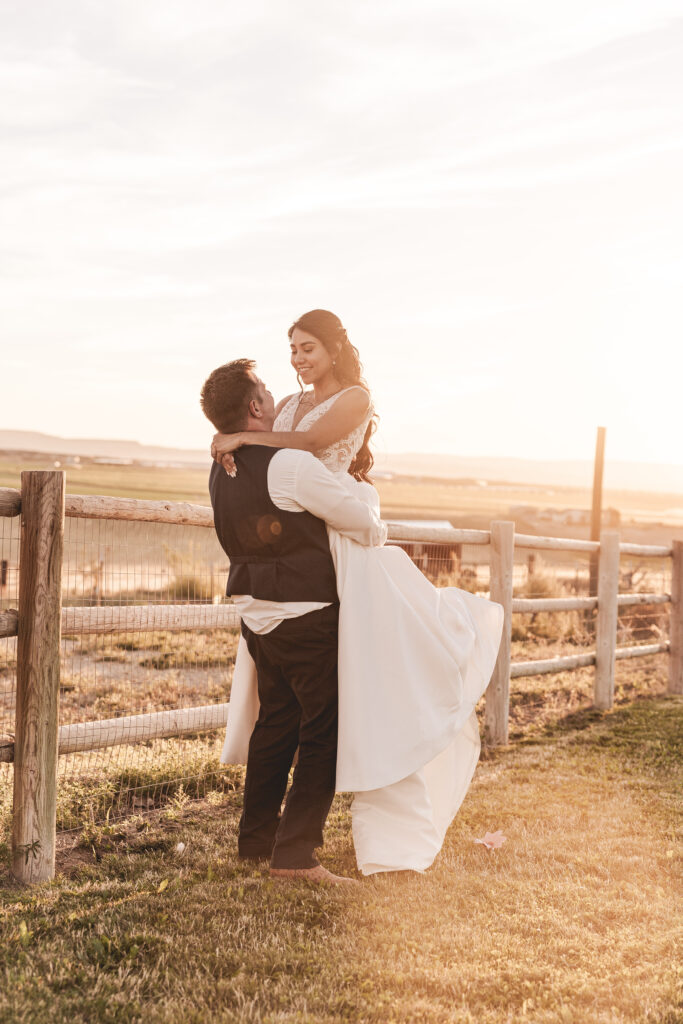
top-left (210, 432), bottom-right (243, 477)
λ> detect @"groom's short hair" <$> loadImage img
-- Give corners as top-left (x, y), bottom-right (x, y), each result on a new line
top-left (200, 358), bottom-right (260, 433)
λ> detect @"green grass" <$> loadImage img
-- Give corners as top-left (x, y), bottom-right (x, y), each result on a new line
top-left (0, 737), bottom-right (235, 840)
top-left (0, 695), bottom-right (680, 1024)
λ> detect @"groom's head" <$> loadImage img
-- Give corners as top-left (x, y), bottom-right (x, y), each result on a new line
top-left (200, 359), bottom-right (275, 433)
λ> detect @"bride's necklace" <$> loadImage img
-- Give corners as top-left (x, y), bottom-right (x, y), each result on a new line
top-left (299, 386), bottom-right (343, 411)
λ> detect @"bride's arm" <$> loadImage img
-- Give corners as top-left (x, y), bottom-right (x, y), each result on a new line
top-left (210, 394), bottom-right (295, 474)
top-left (213, 388), bottom-right (371, 460)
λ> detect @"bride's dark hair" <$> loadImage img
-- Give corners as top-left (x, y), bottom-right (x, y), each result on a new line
top-left (288, 309), bottom-right (377, 482)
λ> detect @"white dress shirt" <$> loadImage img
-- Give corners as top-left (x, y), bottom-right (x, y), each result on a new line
top-left (232, 448), bottom-right (387, 634)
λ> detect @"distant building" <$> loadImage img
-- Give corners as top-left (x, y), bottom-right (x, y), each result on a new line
top-left (559, 509), bottom-right (591, 525)
top-left (510, 506), bottom-right (620, 528)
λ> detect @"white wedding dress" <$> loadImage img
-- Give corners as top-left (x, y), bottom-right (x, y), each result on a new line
top-left (221, 389), bottom-right (504, 874)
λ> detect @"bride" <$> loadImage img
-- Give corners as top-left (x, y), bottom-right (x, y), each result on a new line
top-left (212, 309), bottom-right (503, 875)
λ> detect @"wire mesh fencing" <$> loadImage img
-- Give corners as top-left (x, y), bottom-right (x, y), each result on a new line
top-left (612, 552), bottom-right (671, 706)
top-left (389, 538), bottom-right (490, 591)
top-left (617, 554), bottom-right (671, 647)
top-left (508, 547), bottom-right (672, 738)
top-left (0, 514), bottom-right (674, 844)
top-left (56, 516), bottom-right (240, 832)
top-left (507, 548), bottom-right (599, 737)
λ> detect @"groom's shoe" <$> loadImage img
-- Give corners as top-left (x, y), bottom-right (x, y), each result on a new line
top-left (270, 864), bottom-right (360, 886)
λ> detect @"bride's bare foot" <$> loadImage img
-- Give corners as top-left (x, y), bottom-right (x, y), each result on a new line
top-left (270, 864), bottom-right (360, 886)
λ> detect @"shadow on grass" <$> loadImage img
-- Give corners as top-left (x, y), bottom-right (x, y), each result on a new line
top-left (510, 695), bottom-right (683, 833)
top-left (562, 695), bottom-right (683, 777)
top-left (487, 694), bottom-right (682, 806)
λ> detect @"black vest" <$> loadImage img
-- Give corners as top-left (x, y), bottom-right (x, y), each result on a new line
top-left (209, 446), bottom-right (338, 603)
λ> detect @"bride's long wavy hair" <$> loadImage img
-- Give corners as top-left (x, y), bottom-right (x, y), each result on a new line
top-left (288, 309), bottom-right (377, 482)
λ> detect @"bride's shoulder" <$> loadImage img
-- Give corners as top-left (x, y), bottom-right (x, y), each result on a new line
top-left (333, 386), bottom-right (372, 414)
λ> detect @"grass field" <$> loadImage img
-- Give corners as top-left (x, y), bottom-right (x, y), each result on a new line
top-left (1, 454), bottom-right (680, 1021)
top-left (0, 694), bottom-right (680, 1024)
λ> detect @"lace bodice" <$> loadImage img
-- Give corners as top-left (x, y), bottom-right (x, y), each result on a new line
top-left (274, 386), bottom-right (374, 475)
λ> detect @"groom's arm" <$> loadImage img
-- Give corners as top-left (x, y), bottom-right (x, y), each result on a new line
top-left (268, 449), bottom-right (387, 547)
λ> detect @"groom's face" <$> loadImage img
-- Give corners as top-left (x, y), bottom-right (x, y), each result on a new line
top-left (248, 371), bottom-right (275, 429)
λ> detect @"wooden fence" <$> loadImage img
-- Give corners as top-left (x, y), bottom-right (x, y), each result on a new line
top-left (1, 471), bottom-right (681, 884)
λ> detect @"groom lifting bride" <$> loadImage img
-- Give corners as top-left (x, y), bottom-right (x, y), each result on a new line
top-left (201, 357), bottom-right (386, 885)
top-left (201, 310), bottom-right (503, 883)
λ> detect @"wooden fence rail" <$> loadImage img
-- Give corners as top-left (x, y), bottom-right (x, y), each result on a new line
top-left (1, 476), bottom-right (679, 884)
top-left (61, 603), bottom-right (241, 634)
top-left (0, 703), bottom-right (230, 763)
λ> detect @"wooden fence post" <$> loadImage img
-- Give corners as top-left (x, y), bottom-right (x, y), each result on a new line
top-left (11, 471), bottom-right (65, 884)
top-left (485, 520), bottom-right (514, 746)
top-left (588, 426), bottom-right (607, 597)
top-left (594, 529), bottom-right (620, 710)
top-left (669, 540), bottom-right (683, 695)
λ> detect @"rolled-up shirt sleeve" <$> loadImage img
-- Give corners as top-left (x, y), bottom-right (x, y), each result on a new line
top-left (268, 449), bottom-right (387, 547)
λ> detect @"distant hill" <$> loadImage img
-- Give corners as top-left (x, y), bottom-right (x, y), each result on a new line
top-left (0, 430), bottom-right (208, 465)
top-left (1, 429), bottom-right (683, 495)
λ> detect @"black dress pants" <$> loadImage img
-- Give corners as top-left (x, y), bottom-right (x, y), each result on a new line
top-left (238, 603), bottom-right (339, 869)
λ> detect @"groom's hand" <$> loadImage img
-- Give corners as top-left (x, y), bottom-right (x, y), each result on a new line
top-left (210, 434), bottom-right (238, 477)
top-left (220, 452), bottom-right (237, 477)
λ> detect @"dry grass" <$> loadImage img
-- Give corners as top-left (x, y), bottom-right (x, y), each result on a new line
top-left (0, 694), bottom-right (680, 1024)
top-left (0, 650), bottom-right (671, 851)
top-left (1, 458), bottom-right (680, 1019)
top-left (0, 458), bottom-right (212, 505)
top-left (0, 629), bottom-right (240, 720)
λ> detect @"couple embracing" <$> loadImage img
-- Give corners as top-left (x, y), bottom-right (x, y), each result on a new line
top-left (200, 309), bottom-right (503, 885)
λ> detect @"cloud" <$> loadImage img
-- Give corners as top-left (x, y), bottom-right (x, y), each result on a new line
top-left (1, 0), bottom-right (682, 462)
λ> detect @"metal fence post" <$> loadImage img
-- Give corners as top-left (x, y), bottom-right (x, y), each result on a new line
top-left (11, 470), bottom-right (65, 884)
top-left (594, 530), bottom-right (620, 710)
top-left (669, 540), bottom-right (683, 695)
top-left (485, 520), bottom-right (514, 746)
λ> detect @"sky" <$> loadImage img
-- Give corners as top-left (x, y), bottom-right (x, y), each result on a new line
top-left (2, 0), bottom-right (682, 466)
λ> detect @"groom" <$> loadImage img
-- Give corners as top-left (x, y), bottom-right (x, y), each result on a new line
top-left (200, 359), bottom-right (386, 885)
